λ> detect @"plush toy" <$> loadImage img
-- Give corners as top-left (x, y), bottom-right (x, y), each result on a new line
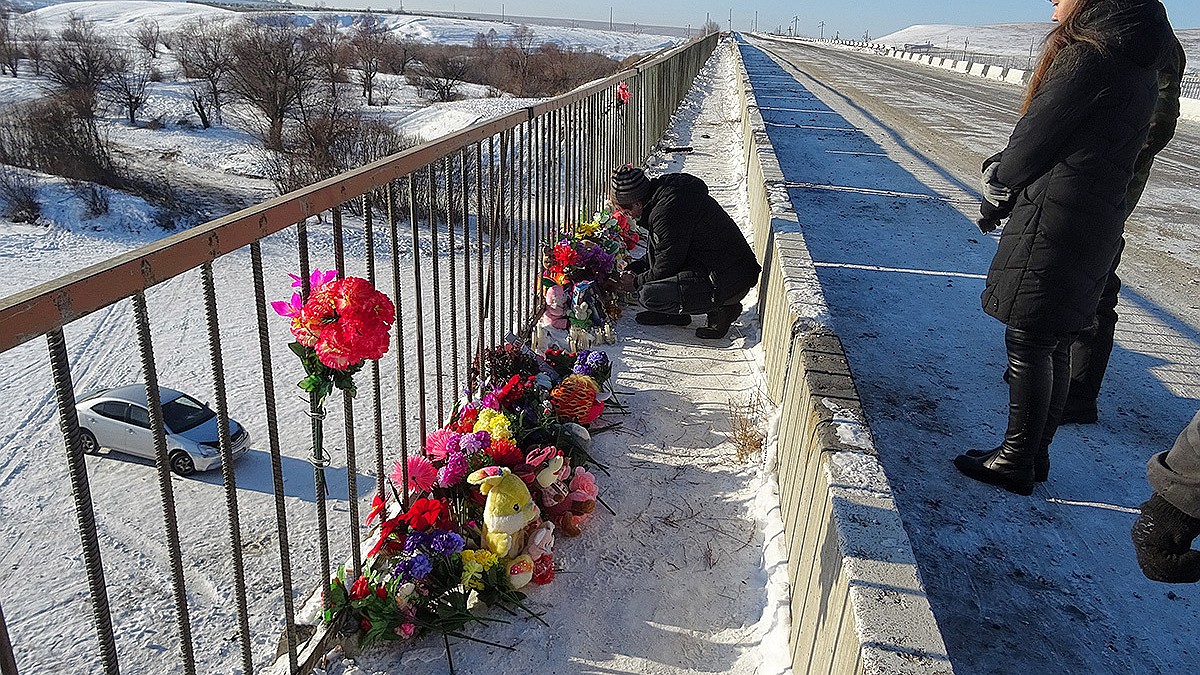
top-left (540, 284), bottom-right (569, 330)
top-left (543, 466), bottom-right (598, 537)
top-left (467, 466), bottom-right (541, 558)
top-left (523, 521), bottom-right (556, 560)
top-left (525, 446), bottom-right (570, 508)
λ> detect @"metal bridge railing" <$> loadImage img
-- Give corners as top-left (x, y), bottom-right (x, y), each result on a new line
top-left (0, 32), bottom-right (718, 675)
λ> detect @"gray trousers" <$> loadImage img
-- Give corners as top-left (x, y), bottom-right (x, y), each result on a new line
top-left (1148, 407), bottom-right (1200, 519)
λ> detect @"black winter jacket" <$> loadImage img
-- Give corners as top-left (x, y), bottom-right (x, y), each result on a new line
top-left (980, 0), bottom-right (1175, 334)
top-left (633, 173), bottom-right (761, 297)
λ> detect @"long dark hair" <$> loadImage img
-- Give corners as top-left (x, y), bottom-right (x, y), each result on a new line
top-left (1022, 0), bottom-right (1108, 113)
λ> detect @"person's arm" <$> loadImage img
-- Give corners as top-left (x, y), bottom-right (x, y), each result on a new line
top-left (992, 45), bottom-right (1108, 193)
top-left (636, 192), bottom-right (696, 286)
top-left (1133, 408), bottom-right (1200, 583)
top-left (1127, 38), bottom-right (1185, 211)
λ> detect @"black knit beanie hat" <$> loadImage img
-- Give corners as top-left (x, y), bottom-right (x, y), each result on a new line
top-left (611, 165), bottom-right (651, 206)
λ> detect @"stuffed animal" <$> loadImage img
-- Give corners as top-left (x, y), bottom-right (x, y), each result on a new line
top-left (540, 284), bottom-right (569, 330)
top-left (467, 466), bottom-right (541, 558)
top-left (543, 466), bottom-right (598, 537)
top-left (523, 521), bottom-right (555, 560)
top-left (525, 446), bottom-right (570, 508)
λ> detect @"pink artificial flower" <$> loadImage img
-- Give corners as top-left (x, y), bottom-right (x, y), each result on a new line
top-left (569, 466), bottom-right (598, 501)
top-left (405, 455), bottom-right (437, 493)
top-left (270, 293), bottom-right (303, 319)
top-left (291, 269), bottom-right (339, 291)
top-left (424, 428), bottom-right (462, 461)
top-left (616, 81), bottom-right (631, 105)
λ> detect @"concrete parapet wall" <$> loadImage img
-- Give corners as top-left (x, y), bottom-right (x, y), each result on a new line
top-left (968, 62), bottom-right (987, 76)
top-left (954, 61), bottom-right (970, 73)
top-left (1005, 68), bottom-right (1028, 85)
top-left (735, 40), bottom-right (954, 675)
top-left (984, 65), bottom-right (1006, 81)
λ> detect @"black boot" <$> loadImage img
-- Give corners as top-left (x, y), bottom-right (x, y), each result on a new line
top-left (636, 311), bottom-right (690, 326)
top-left (695, 303), bottom-right (741, 339)
top-left (954, 447), bottom-right (1035, 496)
top-left (965, 446), bottom-right (1050, 482)
top-left (955, 327), bottom-right (1068, 494)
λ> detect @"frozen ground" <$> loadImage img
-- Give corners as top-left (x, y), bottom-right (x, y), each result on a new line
top-left (743, 35), bottom-right (1200, 674)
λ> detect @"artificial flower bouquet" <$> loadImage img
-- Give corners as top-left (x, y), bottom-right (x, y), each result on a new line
top-left (328, 342), bottom-right (606, 659)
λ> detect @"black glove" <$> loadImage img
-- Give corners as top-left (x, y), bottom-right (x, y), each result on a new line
top-left (1131, 493), bottom-right (1200, 583)
top-left (976, 218), bottom-right (1000, 234)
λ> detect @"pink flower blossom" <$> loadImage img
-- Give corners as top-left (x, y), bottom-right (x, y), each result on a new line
top-left (270, 293), bottom-right (303, 319)
top-left (405, 455), bottom-right (437, 493)
top-left (616, 81), bottom-right (631, 105)
top-left (424, 428), bottom-right (462, 461)
top-left (291, 269), bottom-right (338, 291)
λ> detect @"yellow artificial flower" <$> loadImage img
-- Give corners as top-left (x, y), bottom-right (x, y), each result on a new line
top-left (473, 408), bottom-right (513, 441)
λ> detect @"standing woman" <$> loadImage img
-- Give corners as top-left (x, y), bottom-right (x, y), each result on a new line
top-left (955, 0), bottom-right (1176, 495)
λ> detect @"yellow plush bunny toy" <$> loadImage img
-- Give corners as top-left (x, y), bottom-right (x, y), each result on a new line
top-left (467, 466), bottom-right (541, 558)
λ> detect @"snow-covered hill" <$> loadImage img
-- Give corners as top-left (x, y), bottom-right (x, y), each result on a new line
top-left (879, 22), bottom-right (1200, 72)
top-left (28, 1), bottom-right (679, 60)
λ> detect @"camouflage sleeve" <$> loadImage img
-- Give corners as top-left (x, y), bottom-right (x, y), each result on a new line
top-left (1148, 407), bottom-right (1200, 520)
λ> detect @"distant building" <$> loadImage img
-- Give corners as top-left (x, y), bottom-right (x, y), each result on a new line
top-left (904, 42), bottom-right (936, 53)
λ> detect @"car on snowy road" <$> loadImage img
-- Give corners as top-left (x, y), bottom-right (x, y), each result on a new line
top-left (75, 385), bottom-right (250, 476)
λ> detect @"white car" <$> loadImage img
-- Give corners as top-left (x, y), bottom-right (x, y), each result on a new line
top-left (76, 385), bottom-right (250, 476)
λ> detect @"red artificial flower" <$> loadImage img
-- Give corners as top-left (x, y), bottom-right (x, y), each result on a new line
top-left (367, 514), bottom-right (407, 558)
top-left (291, 277), bottom-right (396, 370)
top-left (616, 81), bottom-right (631, 105)
top-left (532, 554), bottom-right (555, 585)
top-left (350, 575), bottom-right (371, 601)
top-left (552, 243), bottom-right (580, 268)
top-left (453, 407), bottom-right (480, 433)
top-left (360, 618), bottom-right (372, 632)
top-left (367, 493), bottom-right (386, 527)
top-left (399, 497), bottom-right (444, 532)
top-left (375, 586), bottom-right (388, 599)
top-left (487, 438), bottom-right (524, 467)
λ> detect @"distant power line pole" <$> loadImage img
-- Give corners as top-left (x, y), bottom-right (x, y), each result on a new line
top-left (791, 15), bottom-right (799, 36)
top-left (610, 7), bottom-right (613, 31)
top-left (728, 8), bottom-right (732, 33)
top-left (818, 20), bottom-right (825, 40)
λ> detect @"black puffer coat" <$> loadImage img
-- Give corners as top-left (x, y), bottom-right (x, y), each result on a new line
top-left (980, 0), bottom-right (1176, 334)
top-left (634, 173), bottom-right (761, 297)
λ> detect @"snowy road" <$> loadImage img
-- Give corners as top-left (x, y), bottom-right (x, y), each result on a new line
top-left (743, 35), bottom-right (1200, 674)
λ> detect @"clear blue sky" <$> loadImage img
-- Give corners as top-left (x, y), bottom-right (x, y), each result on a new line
top-left (382, 1), bottom-right (1199, 36)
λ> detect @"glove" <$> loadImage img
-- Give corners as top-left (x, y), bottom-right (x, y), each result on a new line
top-left (980, 163), bottom-right (1012, 207)
top-left (976, 218), bottom-right (1000, 234)
top-left (1131, 493), bottom-right (1200, 583)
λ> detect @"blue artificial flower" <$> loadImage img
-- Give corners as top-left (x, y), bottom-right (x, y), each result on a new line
top-left (432, 531), bottom-right (465, 556)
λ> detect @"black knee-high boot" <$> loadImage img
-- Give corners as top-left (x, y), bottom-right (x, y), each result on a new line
top-left (956, 327), bottom-right (1065, 495)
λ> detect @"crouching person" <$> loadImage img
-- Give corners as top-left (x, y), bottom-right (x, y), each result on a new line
top-left (610, 166), bottom-right (761, 340)
top-left (1132, 408), bottom-right (1200, 584)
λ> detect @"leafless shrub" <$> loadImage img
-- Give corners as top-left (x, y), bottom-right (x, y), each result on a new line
top-left (0, 9), bottom-right (21, 77)
top-left (68, 178), bottom-right (109, 217)
top-left (44, 13), bottom-right (121, 121)
top-left (0, 167), bottom-right (40, 223)
top-left (0, 97), bottom-right (118, 186)
top-left (19, 19), bottom-right (50, 76)
top-left (409, 50), bottom-right (470, 102)
top-left (727, 393), bottom-right (767, 463)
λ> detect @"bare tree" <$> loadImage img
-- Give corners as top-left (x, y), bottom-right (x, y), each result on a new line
top-left (410, 51), bottom-right (469, 102)
top-left (173, 17), bottom-right (235, 125)
top-left (227, 17), bottom-right (316, 151)
top-left (0, 10), bottom-right (20, 77)
top-left (702, 18), bottom-right (722, 35)
top-left (44, 13), bottom-right (120, 122)
top-left (19, 17), bottom-right (50, 76)
top-left (303, 15), bottom-right (353, 92)
top-left (502, 25), bottom-right (538, 94)
top-left (351, 13), bottom-right (393, 106)
top-left (133, 19), bottom-right (160, 59)
top-left (104, 52), bottom-right (151, 125)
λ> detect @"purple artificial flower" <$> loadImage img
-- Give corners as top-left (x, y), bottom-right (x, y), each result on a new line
top-left (438, 451), bottom-right (469, 487)
top-left (432, 531), bottom-right (465, 556)
top-left (394, 554), bottom-right (432, 582)
top-left (459, 431), bottom-right (491, 454)
top-left (586, 351), bottom-right (608, 368)
top-left (403, 531), bottom-right (432, 554)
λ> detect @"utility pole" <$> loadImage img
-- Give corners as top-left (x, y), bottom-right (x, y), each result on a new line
top-left (610, 7), bottom-right (613, 31)
top-left (791, 15), bottom-right (799, 36)
top-left (502, 3), bottom-right (505, 22)
top-left (728, 8), bottom-right (732, 33)
top-left (754, 10), bottom-right (758, 32)
top-left (818, 20), bottom-right (825, 40)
